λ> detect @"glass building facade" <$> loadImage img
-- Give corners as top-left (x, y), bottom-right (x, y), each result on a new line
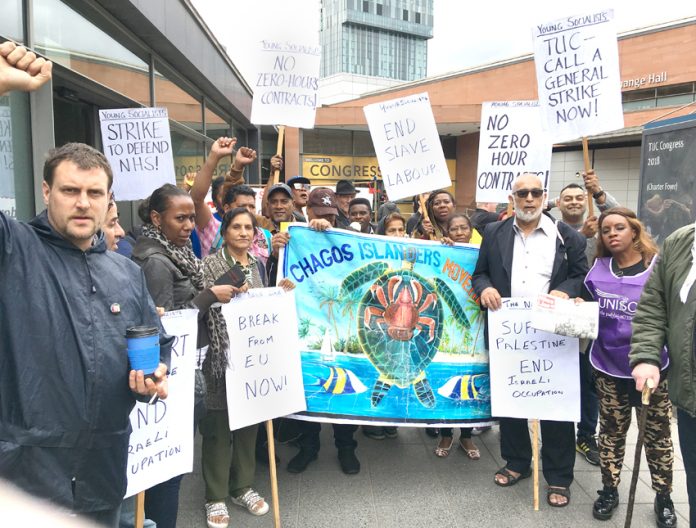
top-left (320, 0), bottom-right (433, 81)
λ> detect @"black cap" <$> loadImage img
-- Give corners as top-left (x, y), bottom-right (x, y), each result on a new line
top-left (335, 180), bottom-right (357, 195)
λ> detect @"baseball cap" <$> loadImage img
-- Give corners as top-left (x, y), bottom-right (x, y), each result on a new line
top-left (307, 188), bottom-right (338, 216)
top-left (287, 175), bottom-right (311, 188)
top-left (335, 180), bottom-right (357, 195)
top-left (267, 183), bottom-right (293, 199)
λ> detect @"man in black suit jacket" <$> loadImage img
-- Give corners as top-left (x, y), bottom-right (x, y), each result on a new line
top-left (472, 174), bottom-right (588, 507)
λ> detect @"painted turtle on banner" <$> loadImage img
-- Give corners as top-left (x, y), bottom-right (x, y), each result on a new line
top-left (339, 257), bottom-right (471, 408)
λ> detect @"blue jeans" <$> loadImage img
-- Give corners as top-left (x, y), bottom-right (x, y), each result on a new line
top-left (677, 408), bottom-right (695, 527)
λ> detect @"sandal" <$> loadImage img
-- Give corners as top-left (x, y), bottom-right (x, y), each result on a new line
top-left (547, 486), bottom-right (571, 507)
top-left (231, 488), bottom-right (270, 516)
top-left (205, 501), bottom-right (229, 528)
top-left (434, 436), bottom-right (454, 457)
top-left (459, 439), bottom-right (480, 460)
top-left (494, 466), bottom-right (531, 487)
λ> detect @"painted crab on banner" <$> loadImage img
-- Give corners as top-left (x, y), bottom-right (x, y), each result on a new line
top-left (339, 257), bottom-right (470, 408)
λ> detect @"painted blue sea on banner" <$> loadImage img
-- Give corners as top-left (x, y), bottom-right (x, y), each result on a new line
top-left (280, 225), bottom-right (492, 426)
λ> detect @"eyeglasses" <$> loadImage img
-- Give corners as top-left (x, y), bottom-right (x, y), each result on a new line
top-left (513, 188), bottom-right (545, 199)
top-left (293, 183), bottom-right (311, 191)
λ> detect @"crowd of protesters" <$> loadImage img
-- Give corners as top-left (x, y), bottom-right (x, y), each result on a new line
top-left (0, 42), bottom-right (694, 528)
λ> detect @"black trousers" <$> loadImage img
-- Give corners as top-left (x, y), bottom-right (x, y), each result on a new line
top-left (295, 420), bottom-right (358, 452)
top-left (677, 408), bottom-right (696, 527)
top-left (499, 417), bottom-right (575, 488)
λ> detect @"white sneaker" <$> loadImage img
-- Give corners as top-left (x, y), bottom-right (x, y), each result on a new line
top-left (231, 488), bottom-right (269, 516)
top-left (205, 501), bottom-right (229, 528)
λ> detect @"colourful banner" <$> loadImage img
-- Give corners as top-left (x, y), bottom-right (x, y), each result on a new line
top-left (279, 225), bottom-right (491, 426)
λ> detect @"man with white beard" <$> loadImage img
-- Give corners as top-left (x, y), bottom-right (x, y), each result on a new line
top-left (472, 173), bottom-right (588, 507)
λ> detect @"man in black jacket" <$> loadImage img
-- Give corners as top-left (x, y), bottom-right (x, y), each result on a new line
top-left (472, 173), bottom-right (588, 507)
top-left (0, 139), bottom-right (171, 526)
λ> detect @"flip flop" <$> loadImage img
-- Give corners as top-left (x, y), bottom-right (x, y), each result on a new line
top-left (494, 466), bottom-right (531, 487)
top-left (547, 486), bottom-right (571, 507)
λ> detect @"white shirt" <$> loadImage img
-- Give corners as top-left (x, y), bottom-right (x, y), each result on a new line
top-left (510, 214), bottom-right (558, 297)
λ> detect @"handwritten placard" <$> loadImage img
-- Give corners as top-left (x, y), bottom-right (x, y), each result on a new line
top-left (488, 298), bottom-right (580, 422)
top-left (125, 309), bottom-right (198, 497)
top-left (222, 288), bottom-right (306, 431)
top-left (0, 103), bottom-right (15, 218)
top-left (532, 10), bottom-right (624, 142)
top-left (476, 101), bottom-right (553, 203)
top-left (250, 39), bottom-right (321, 129)
top-left (364, 92), bottom-right (451, 202)
top-left (99, 107), bottom-right (176, 200)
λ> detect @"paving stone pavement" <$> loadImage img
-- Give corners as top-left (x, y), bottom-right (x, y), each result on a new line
top-left (177, 418), bottom-right (690, 527)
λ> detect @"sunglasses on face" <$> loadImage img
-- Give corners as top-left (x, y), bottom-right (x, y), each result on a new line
top-left (513, 188), bottom-right (545, 199)
top-left (293, 183), bottom-right (311, 191)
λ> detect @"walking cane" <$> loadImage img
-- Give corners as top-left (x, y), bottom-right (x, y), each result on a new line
top-left (624, 377), bottom-right (656, 528)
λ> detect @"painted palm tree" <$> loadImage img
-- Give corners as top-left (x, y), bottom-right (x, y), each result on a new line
top-left (315, 284), bottom-right (341, 343)
top-left (339, 289), bottom-right (362, 352)
top-left (298, 317), bottom-right (313, 340)
top-left (463, 296), bottom-right (484, 356)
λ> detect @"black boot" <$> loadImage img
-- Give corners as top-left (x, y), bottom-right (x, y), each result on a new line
top-left (593, 486), bottom-right (619, 520)
top-left (337, 447), bottom-right (360, 475)
top-left (287, 448), bottom-right (317, 473)
top-left (654, 492), bottom-right (678, 528)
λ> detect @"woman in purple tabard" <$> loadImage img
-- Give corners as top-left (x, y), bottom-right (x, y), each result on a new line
top-left (582, 207), bottom-right (677, 527)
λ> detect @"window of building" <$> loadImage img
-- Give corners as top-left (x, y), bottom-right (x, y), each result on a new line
top-left (415, 12), bottom-right (421, 24)
top-left (376, 3), bottom-right (383, 15)
top-left (33, 0), bottom-right (150, 107)
top-left (363, 1), bottom-right (369, 13)
top-left (0, 0), bottom-right (24, 42)
top-left (204, 103), bottom-right (232, 141)
top-left (622, 82), bottom-right (696, 112)
top-left (0, 92), bottom-right (34, 220)
top-left (154, 67), bottom-right (203, 134)
top-left (169, 122), bottom-right (208, 187)
top-left (403, 9), bottom-right (409, 21)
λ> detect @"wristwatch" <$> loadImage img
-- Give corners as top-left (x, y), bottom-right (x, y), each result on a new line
top-left (592, 189), bottom-right (605, 200)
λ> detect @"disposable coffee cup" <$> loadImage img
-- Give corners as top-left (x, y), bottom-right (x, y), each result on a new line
top-left (126, 326), bottom-right (160, 375)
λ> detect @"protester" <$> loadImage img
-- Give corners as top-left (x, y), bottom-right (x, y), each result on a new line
top-left (556, 173), bottom-right (620, 467)
top-left (413, 189), bottom-right (455, 239)
top-left (431, 214), bottom-right (480, 459)
top-left (287, 175), bottom-right (311, 222)
top-left (190, 138), bottom-right (258, 257)
top-left (580, 207), bottom-right (676, 526)
top-left (334, 179), bottom-right (357, 228)
top-left (221, 185), bottom-right (272, 265)
top-left (270, 188), bottom-right (361, 474)
top-left (200, 207), bottom-right (294, 527)
top-left (377, 211), bottom-right (407, 237)
top-left (349, 197), bottom-right (375, 233)
top-left (0, 140), bottom-right (171, 527)
top-left (473, 173), bottom-right (588, 507)
top-left (131, 184), bottom-right (237, 528)
top-left (630, 219), bottom-right (696, 526)
top-left (469, 202), bottom-right (499, 233)
top-left (102, 194), bottom-right (125, 251)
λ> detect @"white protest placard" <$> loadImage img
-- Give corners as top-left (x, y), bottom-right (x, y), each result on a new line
top-left (250, 38), bottom-right (321, 128)
top-left (99, 107), bottom-right (176, 200)
top-left (0, 103), bottom-right (15, 218)
top-left (364, 92), bottom-right (451, 202)
top-left (222, 288), bottom-right (306, 431)
top-left (532, 10), bottom-right (624, 143)
top-left (488, 298), bottom-right (580, 422)
top-left (476, 101), bottom-right (553, 203)
top-left (531, 293), bottom-right (599, 339)
top-left (125, 309), bottom-right (198, 497)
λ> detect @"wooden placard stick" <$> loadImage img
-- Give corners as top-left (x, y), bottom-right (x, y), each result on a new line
top-left (418, 193), bottom-right (433, 240)
top-left (135, 491), bottom-right (145, 528)
top-left (266, 419), bottom-right (282, 528)
top-left (532, 419), bottom-right (540, 511)
top-left (272, 126), bottom-right (286, 185)
top-left (582, 137), bottom-right (594, 217)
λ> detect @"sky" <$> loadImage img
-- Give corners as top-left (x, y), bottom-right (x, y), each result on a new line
top-left (192, 0), bottom-right (695, 84)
